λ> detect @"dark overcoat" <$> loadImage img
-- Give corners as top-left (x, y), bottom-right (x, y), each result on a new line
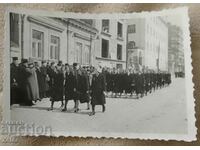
top-left (124, 73), bottom-right (131, 93)
top-left (10, 63), bottom-right (20, 104)
top-left (135, 73), bottom-right (144, 94)
top-left (114, 73), bottom-right (120, 93)
top-left (51, 71), bottom-right (64, 101)
top-left (47, 67), bottom-right (56, 92)
top-left (78, 73), bottom-right (90, 103)
top-left (40, 66), bottom-right (49, 92)
top-left (65, 72), bottom-right (76, 101)
top-left (91, 73), bottom-right (106, 106)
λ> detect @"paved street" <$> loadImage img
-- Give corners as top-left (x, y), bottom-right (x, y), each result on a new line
top-left (11, 78), bottom-right (188, 136)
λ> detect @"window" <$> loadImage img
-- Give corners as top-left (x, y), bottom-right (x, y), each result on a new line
top-left (101, 39), bottom-right (109, 58)
top-left (75, 42), bottom-right (82, 64)
top-left (50, 35), bottom-right (60, 60)
top-left (83, 45), bottom-right (90, 65)
top-left (32, 30), bottom-right (44, 58)
top-left (117, 22), bottom-right (123, 37)
top-left (127, 41), bottom-right (136, 49)
top-left (117, 44), bottom-right (122, 60)
top-left (127, 24), bottom-right (136, 33)
top-left (10, 13), bottom-right (19, 47)
top-left (102, 20), bottom-right (110, 33)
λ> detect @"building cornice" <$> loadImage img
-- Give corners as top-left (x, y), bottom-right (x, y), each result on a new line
top-left (62, 18), bottom-right (98, 35)
top-left (74, 33), bottom-right (91, 41)
top-left (28, 16), bottom-right (65, 32)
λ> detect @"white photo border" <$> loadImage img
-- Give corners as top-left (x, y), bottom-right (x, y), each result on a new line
top-left (2, 6), bottom-right (197, 141)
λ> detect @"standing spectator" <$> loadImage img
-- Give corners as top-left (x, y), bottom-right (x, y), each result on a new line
top-left (10, 57), bottom-right (19, 105)
top-left (18, 59), bottom-right (40, 105)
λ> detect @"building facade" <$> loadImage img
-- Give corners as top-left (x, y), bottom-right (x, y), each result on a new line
top-left (94, 19), bottom-right (127, 69)
top-left (10, 13), bottom-right (127, 69)
top-left (126, 17), bottom-right (168, 72)
top-left (168, 24), bottom-right (185, 75)
top-left (10, 13), bottom-right (98, 66)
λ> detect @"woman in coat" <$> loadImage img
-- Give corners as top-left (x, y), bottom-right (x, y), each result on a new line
top-left (90, 67), bottom-right (106, 116)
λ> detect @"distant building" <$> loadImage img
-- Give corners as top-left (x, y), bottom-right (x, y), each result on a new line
top-left (168, 24), bottom-right (185, 75)
top-left (94, 19), bottom-right (127, 69)
top-left (10, 13), bottom-right (127, 69)
top-left (126, 17), bottom-right (168, 71)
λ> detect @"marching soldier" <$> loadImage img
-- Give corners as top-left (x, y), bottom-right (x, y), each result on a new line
top-left (130, 69), bottom-right (136, 96)
top-left (135, 70), bottom-right (144, 99)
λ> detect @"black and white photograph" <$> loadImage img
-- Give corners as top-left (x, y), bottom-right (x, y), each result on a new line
top-left (2, 7), bottom-right (196, 141)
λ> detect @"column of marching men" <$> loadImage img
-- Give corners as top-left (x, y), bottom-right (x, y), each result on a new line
top-left (103, 67), bottom-right (172, 99)
top-left (10, 57), bottom-right (172, 116)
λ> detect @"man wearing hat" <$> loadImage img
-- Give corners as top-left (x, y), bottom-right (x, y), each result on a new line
top-left (90, 65), bottom-right (106, 116)
top-left (10, 57), bottom-right (19, 105)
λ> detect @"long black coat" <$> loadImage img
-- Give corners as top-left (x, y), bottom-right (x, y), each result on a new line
top-left (65, 72), bottom-right (76, 101)
top-left (135, 73), bottom-right (144, 94)
top-left (78, 73), bottom-right (90, 103)
top-left (10, 63), bottom-right (20, 104)
top-left (91, 73), bottom-right (106, 106)
top-left (40, 66), bottom-right (49, 92)
top-left (51, 71), bottom-right (64, 101)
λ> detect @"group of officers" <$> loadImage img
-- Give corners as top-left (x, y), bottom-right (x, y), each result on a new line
top-left (10, 57), bottom-right (171, 116)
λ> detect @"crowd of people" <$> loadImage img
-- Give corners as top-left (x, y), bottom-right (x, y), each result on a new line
top-left (10, 57), bottom-right (106, 116)
top-left (10, 57), bottom-right (172, 116)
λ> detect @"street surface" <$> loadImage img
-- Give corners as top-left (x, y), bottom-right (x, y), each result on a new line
top-left (11, 78), bottom-right (188, 135)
